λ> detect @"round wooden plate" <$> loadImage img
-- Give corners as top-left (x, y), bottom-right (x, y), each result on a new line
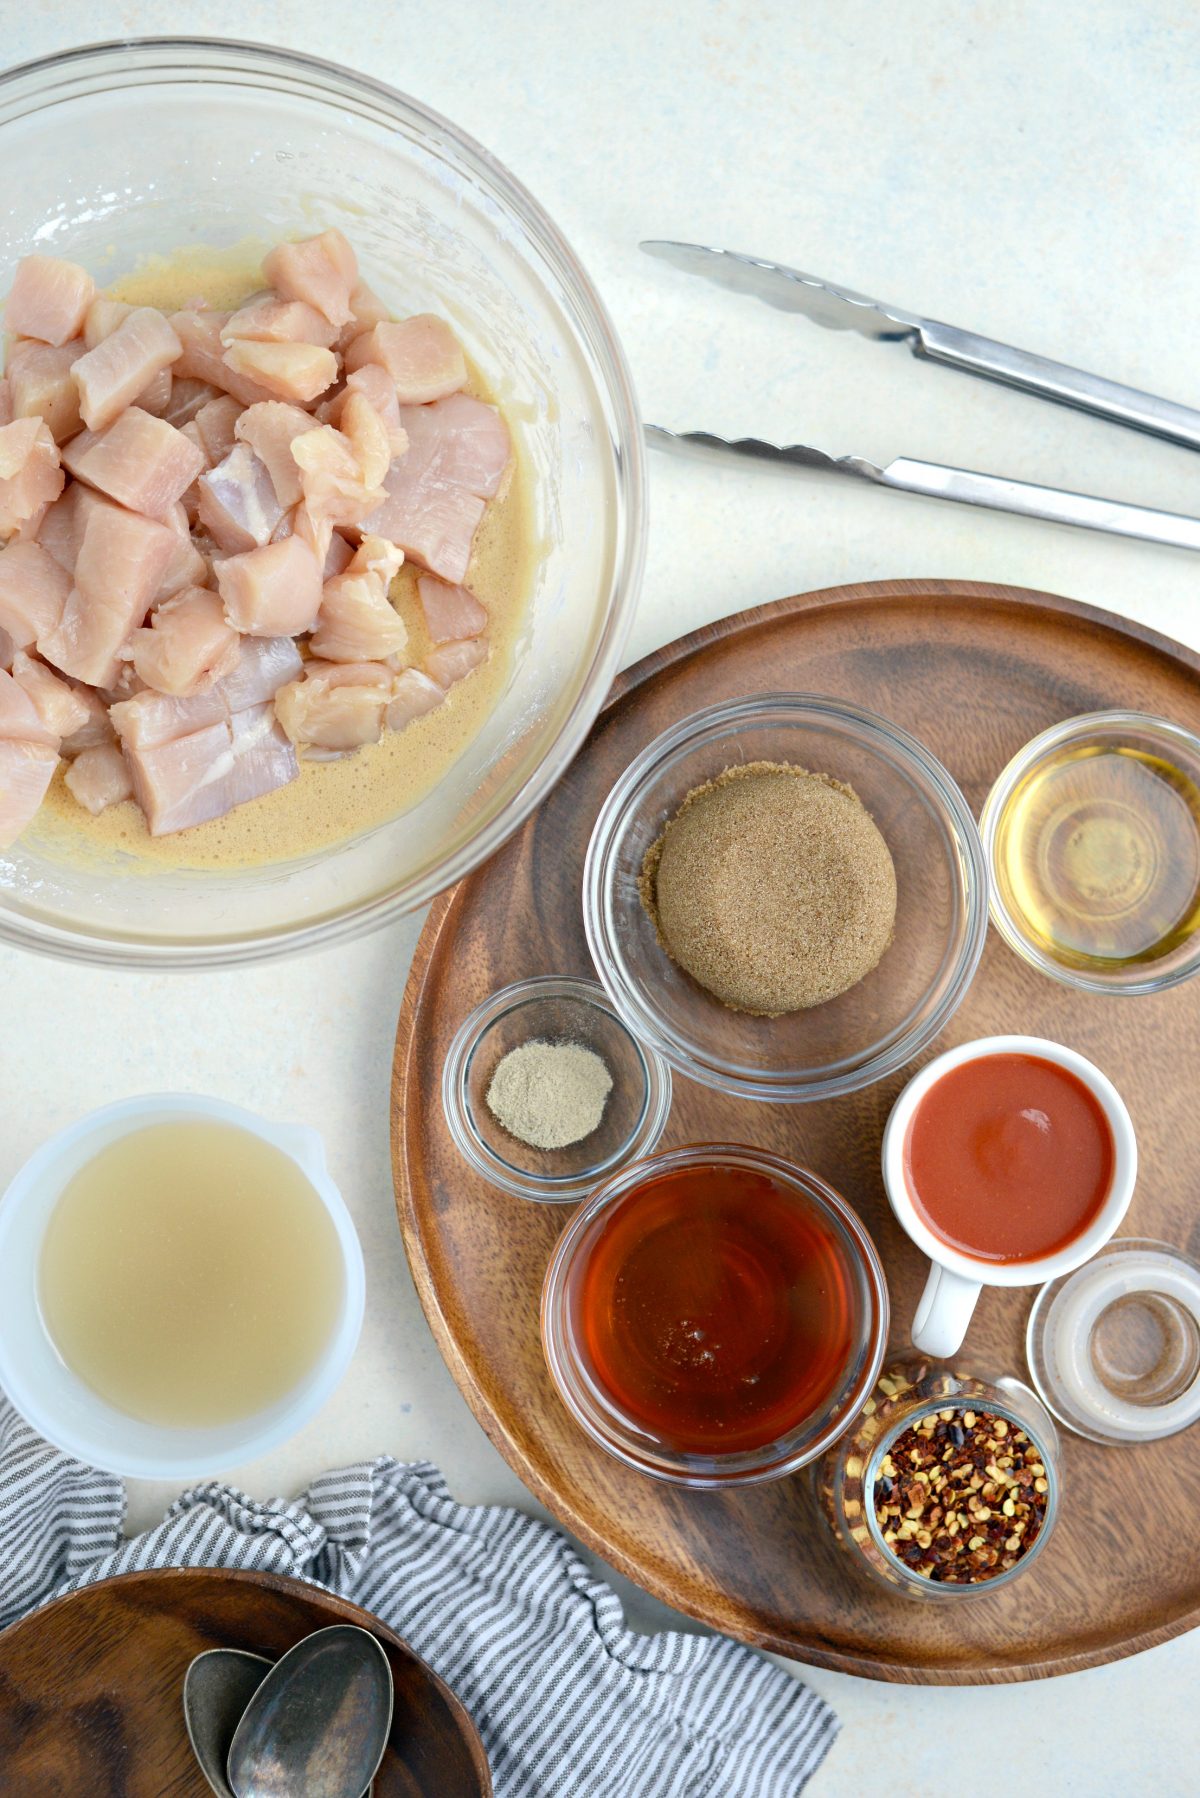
top-left (0, 1566), bottom-right (490, 1794)
top-left (392, 579), bottom-right (1200, 1683)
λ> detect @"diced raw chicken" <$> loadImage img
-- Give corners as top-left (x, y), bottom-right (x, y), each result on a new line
top-left (7, 340), bottom-right (85, 442)
top-left (36, 481), bottom-right (109, 575)
top-left (324, 530), bottom-right (355, 577)
top-left (0, 541), bottom-right (71, 647)
top-left (424, 636), bottom-right (488, 687)
top-left (83, 295), bottom-right (133, 350)
top-left (38, 498), bottom-right (175, 686)
top-left (64, 742), bottom-right (132, 814)
top-left (385, 667), bottom-right (445, 732)
top-left (193, 395), bottom-right (244, 467)
top-left (170, 311), bottom-right (277, 407)
top-left (100, 663), bottom-right (145, 705)
top-left (327, 363), bottom-right (408, 454)
top-left (221, 296), bottom-right (339, 350)
top-left (274, 660), bottom-right (391, 751)
top-left (309, 553), bottom-right (407, 663)
top-left (197, 444), bottom-right (286, 553)
top-left (0, 739), bottom-right (58, 847)
top-left (154, 521), bottom-right (210, 602)
top-left (0, 419), bottom-right (65, 542)
top-left (338, 392), bottom-right (391, 490)
top-left (344, 316), bottom-right (467, 404)
top-left (350, 534), bottom-right (404, 586)
top-left (234, 402), bottom-right (313, 506)
top-left (417, 573), bottom-right (487, 645)
top-left (0, 665), bottom-right (58, 745)
top-left (72, 308), bottom-right (182, 432)
top-left (62, 408), bottom-right (206, 519)
top-left (10, 650), bottom-right (91, 739)
top-left (126, 701), bottom-right (298, 834)
top-left (60, 682), bottom-right (114, 754)
top-left (217, 536), bottom-right (323, 637)
top-left (137, 367), bottom-right (173, 417)
top-left (127, 587), bottom-right (240, 696)
top-left (291, 422), bottom-right (386, 530)
top-left (262, 230), bottom-right (357, 329)
top-left (340, 279), bottom-right (390, 346)
top-left (222, 341), bottom-right (339, 405)
top-left (111, 635), bottom-right (302, 748)
top-left (362, 394), bottom-right (510, 582)
top-left (163, 377), bottom-right (220, 428)
top-left (6, 256), bottom-right (95, 347)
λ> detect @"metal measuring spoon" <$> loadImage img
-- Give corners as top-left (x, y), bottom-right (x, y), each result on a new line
top-left (226, 1624), bottom-right (393, 1798)
top-left (184, 1650), bottom-right (273, 1798)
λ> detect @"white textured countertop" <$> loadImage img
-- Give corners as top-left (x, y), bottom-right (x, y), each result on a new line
top-left (3, 4), bottom-right (1198, 1790)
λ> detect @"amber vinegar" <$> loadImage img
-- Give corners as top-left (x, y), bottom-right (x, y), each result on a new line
top-left (992, 741), bottom-right (1200, 971)
top-left (38, 1120), bottom-right (343, 1429)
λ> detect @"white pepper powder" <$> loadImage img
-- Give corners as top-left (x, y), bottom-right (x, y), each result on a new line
top-left (486, 1039), bottom-right (613, 1150)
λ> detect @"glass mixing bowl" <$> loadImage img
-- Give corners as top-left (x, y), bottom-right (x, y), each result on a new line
top-left (0, 39), bottom-right (644, 966)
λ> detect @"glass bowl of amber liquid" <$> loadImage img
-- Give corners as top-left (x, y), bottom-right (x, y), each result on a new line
top-left (816, 1360), bottom-right (1062, 1599)
top-left (982, 711), bottom-right (1200, 995)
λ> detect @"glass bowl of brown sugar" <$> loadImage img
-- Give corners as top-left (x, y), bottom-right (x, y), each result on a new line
top-left (583, 694), bottom-right (988, 1103)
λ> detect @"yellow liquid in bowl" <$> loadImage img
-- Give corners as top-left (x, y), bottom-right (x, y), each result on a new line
top-left (38, 1120), bottom-right (344, 1428)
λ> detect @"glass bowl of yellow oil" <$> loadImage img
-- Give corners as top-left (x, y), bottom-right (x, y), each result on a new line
top-left (982, 711), bottom-right (1200, 995)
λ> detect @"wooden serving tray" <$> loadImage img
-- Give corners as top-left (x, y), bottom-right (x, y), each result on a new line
top-left (391, 579), bottom-right (1200, 1683)
top-left (0, 1566), bottom-right (490, 1793)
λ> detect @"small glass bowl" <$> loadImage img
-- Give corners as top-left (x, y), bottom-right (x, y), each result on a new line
top-left (442, 975), bottom-right (672, 1203)
top-left (816, 1359), bottom-right (1061, 1599)
top-left (583, 693), bottom-right (988, 1102)
top-left (542, 1143), bottom-right (889, 1486)
top-left (981, 710), bottom-right (1200, 995)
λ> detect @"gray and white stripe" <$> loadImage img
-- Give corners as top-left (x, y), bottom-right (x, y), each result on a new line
top-left (0, 1400), bottom-right (837, 1795)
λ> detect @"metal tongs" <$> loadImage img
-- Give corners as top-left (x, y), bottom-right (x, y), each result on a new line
top-left (642, 240), bottom-right (1200, 553)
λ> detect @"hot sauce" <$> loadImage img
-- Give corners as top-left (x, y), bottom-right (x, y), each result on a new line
top-left (571, 1162), bottom-right (858, 1455)
top-left (904, 1052), bottom-right (1114, 1263)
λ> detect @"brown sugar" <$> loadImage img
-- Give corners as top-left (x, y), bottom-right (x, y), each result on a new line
top-left (639, 761), bottom-right (897, 1016)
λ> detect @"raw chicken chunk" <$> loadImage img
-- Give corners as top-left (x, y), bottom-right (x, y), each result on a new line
top-left (7, 340), bottom-right (85, 443)
top-left (234, 402), bottom-right (313, 506)
top-left (62, 408), bottom-right (206, 519)
top-left (197, 444), bottom-right (286, 553)
top-left (0, 419), bottom-right (65, 542)
top-left (112, 635), bottom-right (303, 748)
top-left (362, 394), bottom-right (510, 583)
top-left (72, 308), bottom-right (182, 433)
top-left (64, 742), bottom-right (133, 814)
top-left (127, 587), bottom-right (241, 696)
top-left (385, 667), bottom-right (445, 732)
top-left (60, 682), bottom-right (115, 754)
top-left (221, 296), bottom-right (339, 350)
top-left (163, 378), bottom-right (221, 428)
top-left (309, 555), bottom-right (407, 663)
top-left (424, 636), bottom-right (489, 687)
top-left (83, 295), bottom-right (134, 350)
top-left (327, 363), bottom-right (407, 454)
top-left (222, 341), bottom-right (339, 406)
top-left (0, 665), bottom-right (58, 746)
top-left (417, 573), bottom-right (487, 645)
top-left (342, 280), bottom-right (390, 341)
top-left (0, 738), bottom-right (58, 847)
top-left (10, 650), bottom-right (92, 739)
top-left (6, 256), bottom-right (95, 347)
top-left (0, 541), bottom-right (71, 647)
top-left (274, 660), bottom-right (392, 751)
top-left (137, 368), bottom-right (173, 417)
top-left (292, 419), bottom-right (386, 530)
top-left (154, 523), bottom-right (210, 603)
top-left (38, 498), bottom-right (175, 686)
top-left (216, 535), bottom-right (323, 637)
top-left (193, 395), bottom-right (244, 467)
top-left (170, 311), bottom-right (277, 407)
top-left (125, 700), bottom-right (298, 835)
top-left (344, 316), bottom-right (467, 404)
top-left (262, 230), bottom-right (357, 329)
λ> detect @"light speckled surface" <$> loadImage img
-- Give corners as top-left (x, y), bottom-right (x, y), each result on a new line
top-left (2, 4), bottom-right (1197, 1790)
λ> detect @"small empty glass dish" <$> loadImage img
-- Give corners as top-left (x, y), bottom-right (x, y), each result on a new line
top-left (442, 975), bottom-right (672, 1202)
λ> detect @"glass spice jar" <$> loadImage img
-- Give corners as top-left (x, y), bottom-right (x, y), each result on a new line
top-left (815, 1358), bottom-right (1062, 1599)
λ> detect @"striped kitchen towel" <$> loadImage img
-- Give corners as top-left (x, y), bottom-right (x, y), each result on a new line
top-left (0, 1400), bottom-right (837, 1795)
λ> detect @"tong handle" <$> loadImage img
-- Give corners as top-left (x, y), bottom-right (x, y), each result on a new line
top-left (916, 321), bottom-right (1200, 452)
top-left (882, 457), bottom-right (1200, 553)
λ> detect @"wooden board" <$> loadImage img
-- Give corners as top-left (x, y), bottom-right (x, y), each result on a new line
top-left (0, 1567), bottom-right (490, 1794)
top-left (392, 578), bottom-right (1200, 1683)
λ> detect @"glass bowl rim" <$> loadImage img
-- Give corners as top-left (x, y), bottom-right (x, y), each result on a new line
top-left (979, 707), bottom-right (1200, 997)
top-left (441, 974), bottom-right (673, 1203)
top-left (582, 691), bottom-right (990, 1102)
top-left (0, 35), bottom-right (646, 969)
top-left (540, 1140), bottom-right (890, 1485)
top-left (861, 1391), bottom-right (1061, 1598)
